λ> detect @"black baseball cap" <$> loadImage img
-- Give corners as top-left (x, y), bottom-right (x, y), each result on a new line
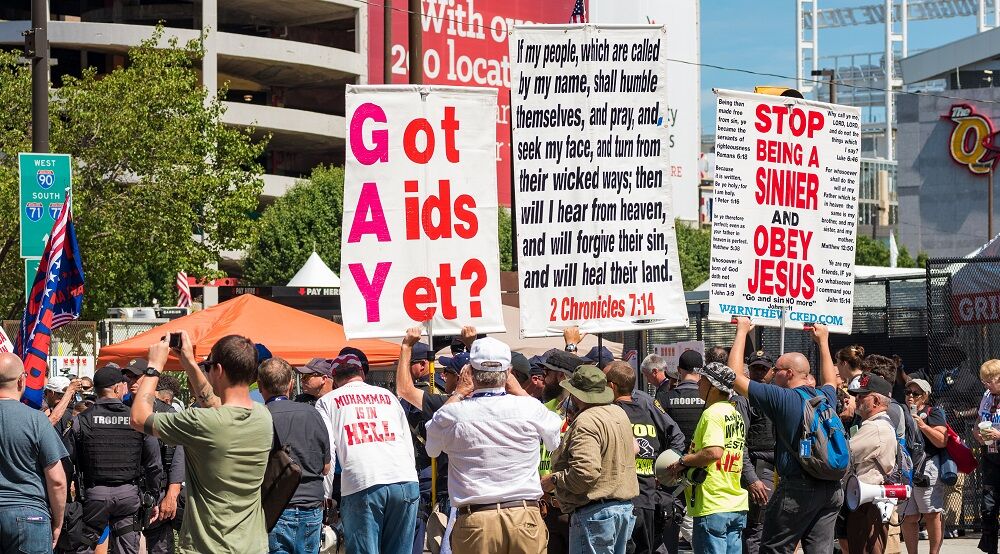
top-left (93, 365), bottom-right (127, 389)
top-left (541, 350), bottom-right (587, 376)
top-left (123, 359), bottom-right (148, 377)
top-left (510, 352), bottom-right (536, 380)
top-left (678, 350), bottom-right (704, 373)
top-left (849, 372), bottom-right (893, 397)
top-left (746, 350), bottom-right (773, 369)
top-left (437, 352), bottom-right (470, 375)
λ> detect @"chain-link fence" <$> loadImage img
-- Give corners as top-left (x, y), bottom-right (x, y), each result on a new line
top-left (628, 271), bottom-right (981, 529)
top-left (925, 256), bottom-right (1000, 532)
top-left (2, 320), bottom-right (99, 376)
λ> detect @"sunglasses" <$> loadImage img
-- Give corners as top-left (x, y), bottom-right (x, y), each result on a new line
top-left (905, 390), bottom-right (924, 397)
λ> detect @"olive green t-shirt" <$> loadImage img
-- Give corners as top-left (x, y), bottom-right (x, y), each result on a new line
top-left (153, 404), bottom-right (272, 554)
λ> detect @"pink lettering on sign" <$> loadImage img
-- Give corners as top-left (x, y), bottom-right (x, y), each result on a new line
top-left (349, 262), bottom-right (392, 322)
top-left (349, 103), bottom-right (389, 165)
top-left (348, 183), bottom-right (391, 243)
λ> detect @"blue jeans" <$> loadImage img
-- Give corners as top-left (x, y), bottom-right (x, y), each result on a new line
top-left (342, 481), bottom-right (419, 554)
top-left (693, 511), bottom-right (747, 554)
top-left (268, 506), bottom-right (323, 554)
top-left (568, 500), bottom-right (635, 554)
top-left (0, 505), bottom-right (52, 554)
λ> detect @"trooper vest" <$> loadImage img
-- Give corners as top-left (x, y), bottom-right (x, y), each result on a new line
top-left (746, 406), bottom-right (776, 454)
top-left (78, 401), bottom-right (143, 487)
top-left (662, 381), bottom-right (705, 445)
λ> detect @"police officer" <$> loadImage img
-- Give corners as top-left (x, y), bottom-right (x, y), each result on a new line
top-left (733, 350), bottom-right (777, 554)
top-left (122, 359), bottom-right (185, 554)
top-left (658, 349), bottom-right (706, 548)
top-left (68, 364), bottom-right (162, 554)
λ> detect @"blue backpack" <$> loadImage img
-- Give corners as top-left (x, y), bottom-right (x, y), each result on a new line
top-left (792, 388), bottom-right (851, 480)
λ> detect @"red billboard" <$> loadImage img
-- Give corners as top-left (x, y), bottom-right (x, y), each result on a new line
top-left (367, 0), bottom-right (581, 206)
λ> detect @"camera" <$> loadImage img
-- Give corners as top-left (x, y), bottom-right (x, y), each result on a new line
top-left (168, 332), bottom-right (182, 349)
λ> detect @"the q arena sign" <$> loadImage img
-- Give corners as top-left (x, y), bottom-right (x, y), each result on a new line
top-left (945, 103), bottom-right (999, 175)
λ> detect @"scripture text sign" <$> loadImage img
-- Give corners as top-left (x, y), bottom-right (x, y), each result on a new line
top-left (510, 25), bottom-right (688, 337)
top-left (709, 90), bottom-right (861, 333)
top-left (341, 86), bottom-right (504, 338)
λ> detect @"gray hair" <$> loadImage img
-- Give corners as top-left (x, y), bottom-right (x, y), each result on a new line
top-left (640, 354), bottom-right (666, 375)
top-left (472, 368), bottom-right (506, 389)
top-left (871, 392), bottom-right (891, 407)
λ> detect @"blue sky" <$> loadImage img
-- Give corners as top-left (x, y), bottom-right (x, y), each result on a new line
top-left (700, 0), bottom-right (981, 133)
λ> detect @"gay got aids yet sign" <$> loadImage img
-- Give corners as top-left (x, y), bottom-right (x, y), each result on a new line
top-left (709, 89), bottom-right (861, 334)
top-left (341, 86), bottom-right (504, 339)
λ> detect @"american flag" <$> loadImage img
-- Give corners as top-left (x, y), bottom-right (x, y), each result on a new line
top-left (176, 271), bottom-right (192, 307)
top-left (570, 0), bottom-right (588, 23)
top-left (16, 195), bottom-right (84, 409)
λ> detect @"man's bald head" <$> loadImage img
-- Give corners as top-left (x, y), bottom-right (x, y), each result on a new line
top-left (0, 353), bottom-right (25, 390)
top-left (775, 352), bottom-right (811, 387)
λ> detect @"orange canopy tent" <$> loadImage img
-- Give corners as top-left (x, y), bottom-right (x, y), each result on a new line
top-left (98, 294), bottom-right (399, 369)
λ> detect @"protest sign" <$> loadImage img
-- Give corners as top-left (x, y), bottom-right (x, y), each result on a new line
top-left (653, 340), bottom-right (705, 375)
top-left (341, 86), bottom-right (505, 339)
top-left (709, 89), bottom-right (861, 333)
top-left (510, 25), bottom-right (688, 337)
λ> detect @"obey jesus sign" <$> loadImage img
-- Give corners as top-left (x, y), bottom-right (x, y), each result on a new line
top-left (341, 86), bottom-right (504, 339)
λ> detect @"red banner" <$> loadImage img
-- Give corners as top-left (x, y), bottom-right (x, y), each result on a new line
top-left (367, 0), bottom-right (582, 206)
top-left (951, 291), bottom-right (1000, 325)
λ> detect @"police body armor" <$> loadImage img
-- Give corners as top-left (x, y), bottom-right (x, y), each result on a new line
top-left (78, 401), bottom-right (144, 488)
top-left (662, 382), bottom-right (705, 445)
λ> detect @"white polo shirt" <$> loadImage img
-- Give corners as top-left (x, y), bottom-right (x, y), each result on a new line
top-left (425, 388), bottom-right (563, 507)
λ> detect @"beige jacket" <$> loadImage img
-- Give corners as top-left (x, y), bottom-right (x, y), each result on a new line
top-left (550, 403), bottom-right (639, 513)
top-left (850, 412), bottom-right (897, 485)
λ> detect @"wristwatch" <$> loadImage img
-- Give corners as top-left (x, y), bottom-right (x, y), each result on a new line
top-left (144, 367), bottom-right (161, 378)
top-left (678, 456), bottom-right (690, 468)
top-left (565, 343), bottom-right (578, 353)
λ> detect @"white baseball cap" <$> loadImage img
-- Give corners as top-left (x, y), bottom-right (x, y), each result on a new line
top-left (469, 337), bottom-right (512, 372)
top-left (45, 376), bottom-right (71, 393)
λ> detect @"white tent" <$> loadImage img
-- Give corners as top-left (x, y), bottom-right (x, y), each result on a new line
top-left (286, 251), bottom-right (341, 287)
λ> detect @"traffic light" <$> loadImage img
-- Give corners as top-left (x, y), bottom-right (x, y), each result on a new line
top-left (753, 86), bottom-right (804, 99)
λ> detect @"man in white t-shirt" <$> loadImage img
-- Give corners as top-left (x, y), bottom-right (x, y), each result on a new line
top-left (425, 337), bottom-right (563, 554)
top-left (315, 353), bottom-right (418, 554)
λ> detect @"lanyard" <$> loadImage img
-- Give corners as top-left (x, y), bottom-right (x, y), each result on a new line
top-left (265, 395), bottom-right (288, 405)
top-left (470, 391), bottom-right (506, 398)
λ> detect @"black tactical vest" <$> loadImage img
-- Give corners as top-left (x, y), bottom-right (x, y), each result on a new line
top-left (661, 382), bottom-right (705, 444)
top-left (746, 406), bottom-right (776, 454)
top-left (78, 401), bottom-right (143, 487)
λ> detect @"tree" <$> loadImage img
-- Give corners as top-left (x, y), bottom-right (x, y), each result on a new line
top-left (675, 220), bottom-right (711, 290)
top-left (243, 165), bottom-right (344, 285)
top-left (854, 235), bottom-right (923, 268)
top-left (0, 29), bottom-right (266, 319)
top-left (244, 166), bottom-right (515, 284)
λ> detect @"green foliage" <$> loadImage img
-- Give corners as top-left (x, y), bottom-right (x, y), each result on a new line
top-left (854, 235), bottom-right (924, 268)
top-left (243, 166), bottom-right (344, 285)
top-left (245, 167), bottom-right (514, 283)
top-left (499, 207), bottom-right (512, 272)
top-left (675, 219), bottom-right (711, 290)
top-left (0, 29), bottom-right (266, 319)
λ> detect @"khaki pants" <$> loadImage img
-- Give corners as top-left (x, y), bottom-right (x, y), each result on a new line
top-left (451, 505), bottom-right (547, 554)
top-left (885, 511), bottom-right (901, 554)
top-left (944, 472), bottom-right (966, 529)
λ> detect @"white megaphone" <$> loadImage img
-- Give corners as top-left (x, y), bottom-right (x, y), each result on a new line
top-left (320, 525), bottom-right (339, 554)
top-left (846, 475), bottom-right (910, 523)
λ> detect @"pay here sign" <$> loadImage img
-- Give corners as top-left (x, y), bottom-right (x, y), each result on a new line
top-left (341, 86), bottom-right (504, 339)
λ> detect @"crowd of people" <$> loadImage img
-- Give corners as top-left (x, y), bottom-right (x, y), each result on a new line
top-left (1, 317), bottom-right (1000, 554)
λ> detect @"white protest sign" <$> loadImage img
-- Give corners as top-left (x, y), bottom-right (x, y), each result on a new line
top-left (0, 326), bottom-right (13, 353)
top-left (510, 25), bottom-right (688, 337)
top-left (709, 89), bottom-right (861, 333)
top-left (652, 340), bottom-right (704, 375)
top-left (48, 356), bottom-right (95, 379)
top-left (341, 86), bottom-right (505, 338)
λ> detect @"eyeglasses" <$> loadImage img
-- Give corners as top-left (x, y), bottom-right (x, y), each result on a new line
top-left (905, 390), bottom-right (923, 397)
